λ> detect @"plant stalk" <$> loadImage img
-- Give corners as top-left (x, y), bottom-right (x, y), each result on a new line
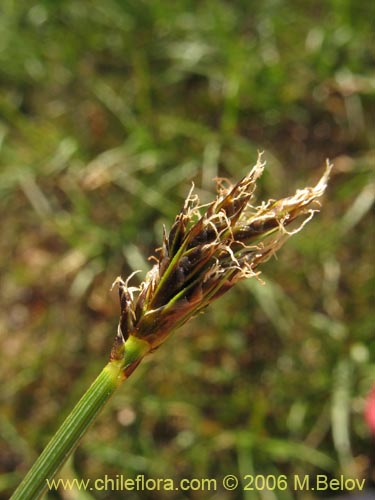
top-left (11, 335), bottom-right (150, 500)
top-left (11, 360), bottom-right (126, 500)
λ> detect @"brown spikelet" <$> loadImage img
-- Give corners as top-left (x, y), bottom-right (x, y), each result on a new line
top-left (111, 154), bottom-right (332, 360)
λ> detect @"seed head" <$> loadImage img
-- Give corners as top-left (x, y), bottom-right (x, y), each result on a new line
top-left (111, 154), bottom-right (331, 369)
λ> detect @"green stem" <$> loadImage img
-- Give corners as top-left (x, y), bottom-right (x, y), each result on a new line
top-left (11, 360), bottom-right (124, 500)
top-left (11, 335), bottom-right (151, 500)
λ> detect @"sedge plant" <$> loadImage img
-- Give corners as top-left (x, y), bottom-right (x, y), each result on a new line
top-left (11, 154), bottom-right (332, 499)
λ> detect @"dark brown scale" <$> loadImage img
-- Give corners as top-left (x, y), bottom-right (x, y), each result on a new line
top-left (215, 179), bottom-right (252, 221)
top-left (119, 286), bottom-right (128, 312)
top-left (168, 214), bottom-right (188, 256)
top-left (118, 286), bottom-right (134, 341)
top-left (234, 217), bottom-right (280, 242)
top-left (174, 265), bottom-right (187, 291)
top-left (164, 251), bottom-right (202, 295)
top-left (152, 245), bottom-right (210, 309)
top-left (184, 280), bottom-right (203, 305)
top-left (181, 246), bottom-right (203, 272)
top-left (119, 309), bottom-right (130, 341)
top-left (187, 218), bottom-right (223, 249)
top-left (179, 255), bottom-right (192, 275)
top-left (220, 195), bottom-right (247, 219)
top-left (158, 254), bottom-right (170, 276)
top-left (150, 265), bottom-right (185, 309)
top-left (187, 227), bottom-right (212, 247)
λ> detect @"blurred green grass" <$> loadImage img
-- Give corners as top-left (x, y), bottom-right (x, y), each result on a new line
top-left (0, 1), bottom-right (374, 499)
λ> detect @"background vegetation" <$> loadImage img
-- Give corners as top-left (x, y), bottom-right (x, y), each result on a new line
top-left (0, 1), bottom-right (374, 498)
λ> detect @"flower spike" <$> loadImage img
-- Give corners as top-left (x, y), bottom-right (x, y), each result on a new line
top-left (112, 154), bottom-right (332, 371)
